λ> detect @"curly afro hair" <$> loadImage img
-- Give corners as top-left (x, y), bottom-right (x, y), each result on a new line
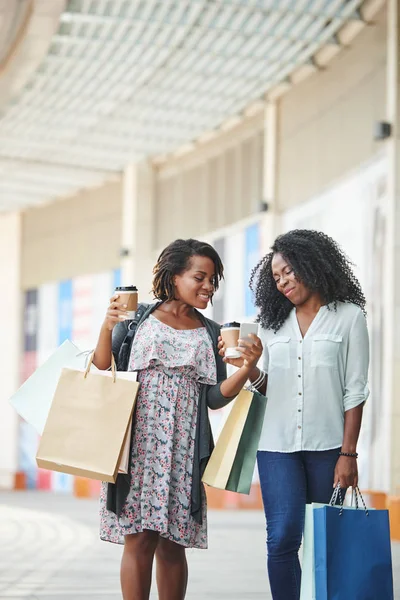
top-left (249, 229), bottom-right (366, 332)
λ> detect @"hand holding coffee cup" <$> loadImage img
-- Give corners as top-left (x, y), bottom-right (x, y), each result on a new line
top-left (104, 286), bottom-right (138, 331)
top-left (219, 322), bottom-right (244, 368)
top-left (104, 295), bottom-right (128, 331)
top-left (219, 322), bottom-right (263, 369)
top-left (220, 322), bottom-right (241, 358)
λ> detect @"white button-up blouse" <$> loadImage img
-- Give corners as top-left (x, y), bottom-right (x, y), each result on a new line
top-left (258, 302), bottom-right (369, 452)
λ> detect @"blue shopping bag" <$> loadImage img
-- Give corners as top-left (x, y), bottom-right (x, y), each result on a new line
top-left (313, 488), bottom-right (394, 600)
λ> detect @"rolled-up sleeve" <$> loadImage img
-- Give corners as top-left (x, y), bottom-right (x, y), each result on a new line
top-left (343, 310), bottom-right (370, 411)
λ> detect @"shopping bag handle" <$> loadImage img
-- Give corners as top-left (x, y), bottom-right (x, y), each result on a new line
top-left (351, 486), bottom-right (369, 516)
top-left (329, 484), bottom-right (369, 517)
top-left (329, 484), bottom-right (344, 515)
top-left (84, 352), bottom-right (116, 383)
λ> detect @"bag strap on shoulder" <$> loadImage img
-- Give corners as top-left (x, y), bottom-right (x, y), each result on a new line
top-left (117, 303), bottom-right (149, 370)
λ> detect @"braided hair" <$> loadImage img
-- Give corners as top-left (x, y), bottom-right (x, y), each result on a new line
top-left (249, 229), bottom-right (366, 332)
top-left (152, 238), bottom-right (224, 301)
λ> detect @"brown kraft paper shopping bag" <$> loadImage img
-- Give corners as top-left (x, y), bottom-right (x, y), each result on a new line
top-left (202, 389), bottom-right (253, 490)
top-left (118, 415), bottom-right (132, 475)
top-left (36, 354), bottom-right (139, 482)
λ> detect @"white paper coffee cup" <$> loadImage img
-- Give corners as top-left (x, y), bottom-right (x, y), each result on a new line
top-left (221, 323), bottom-right (241, 359)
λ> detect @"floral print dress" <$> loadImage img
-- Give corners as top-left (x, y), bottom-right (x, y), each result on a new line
top-left (99, 315), bottom-right (217, 548)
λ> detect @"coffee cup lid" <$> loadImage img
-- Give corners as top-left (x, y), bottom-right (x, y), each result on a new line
top-left (115, 285), bottom-right (138, 292)
top-left (221, 321), bottom-right (240, 328)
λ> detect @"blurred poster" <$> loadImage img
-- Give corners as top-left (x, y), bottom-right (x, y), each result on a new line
top-left (92, 271), bottom-right (113, 344)
top-left (38, 282), bottom-right (58, 365)
top-left (58, 279), bottom-right (73, 345)
top-left (23, 290), bottom-right (38, 356)
top-left (72, 275), bottom-right (94, 351)
top-left (209, 221), bottom-right (262, 325)
top-left (244, 222), bottom-right (260, 318)
top-left (224, 230), bottom-right (245, 322)
top-left (20, 289), bottom-right (39, 489)
top-left (113, 268), bottom-right (121, 289)
top-left (18, 268), bottom-right (121, 492)
top-left (211, 237), bottom-right (225, 324)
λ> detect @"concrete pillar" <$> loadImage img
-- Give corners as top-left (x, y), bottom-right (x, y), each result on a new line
top-left (386, 0), bottom-right (400, 494)
top-left (0, 212), bottom-right (21, 489)
top-left (120, 161), bottom-right (156, 304)
top-left (120, 163), bottom-right (136, 286)
top-left (261, 101), bottom-right (279, 254)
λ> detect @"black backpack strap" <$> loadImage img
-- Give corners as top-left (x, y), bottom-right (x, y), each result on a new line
top-left (107, 300), bottom-right (160, 517)
top-left (116, 302), bottom-right (149, 371)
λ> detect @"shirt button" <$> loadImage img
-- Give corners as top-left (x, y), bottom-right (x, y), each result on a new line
top-left (298, 374), bottom-right (301, 378)
top-left (300, 340), bottom-right (303, 343)
top-left (298, 392), bottom-right (302, 396)
top-left (298, 409), bottom-right (301, 412)
top-left (298, 357), bottom-right (301, 360)
top-left (298, 425), bottom-right (301, 429)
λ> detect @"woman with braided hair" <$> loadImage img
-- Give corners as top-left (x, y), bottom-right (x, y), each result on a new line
top-left (93, 238), bottom-right (262, 600)
top-left (219, 229), bottom-right (369, 600)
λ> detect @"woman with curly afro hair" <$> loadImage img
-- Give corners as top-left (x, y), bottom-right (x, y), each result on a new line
top-left (220, 229), bottom-right (369, 600)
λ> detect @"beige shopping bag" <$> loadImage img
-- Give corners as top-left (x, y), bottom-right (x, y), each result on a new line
top-left (202, 389), bottom-right (254, 490)
top-left (36, 354), bottom-right (139, 483)
top-left (118, 415), bottom-right (132, 475)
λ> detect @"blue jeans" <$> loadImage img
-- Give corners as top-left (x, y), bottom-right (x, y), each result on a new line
top-left (257, 448), bottom-right (341, 600)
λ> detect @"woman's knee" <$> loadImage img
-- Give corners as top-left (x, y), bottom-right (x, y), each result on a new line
top-left (124, 530), bottom-right (159, 556)
top-left (156, 537), bottom-right (186, 563)
top-left (267, 521), bottom-right (302, 559)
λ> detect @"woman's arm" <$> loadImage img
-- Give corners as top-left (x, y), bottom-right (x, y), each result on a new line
top-left (216, 334), bottom-right (267, 396)
top-left (246, 366), bottom-right (267, 396)
top-left (341, 404), bottom-right (364, 455)
top-left (208, 334), bottom-right (263, 409)
top-left (334, 403), bottom-right (363, 488)
top-left (93, 323), bottom-right (113, 370)
top-left (93, 294), bottom-right (128, 370)
top-left (334, 310), bottom-right (369, 488)
top-left (219, 363), bottom-right (265, 398)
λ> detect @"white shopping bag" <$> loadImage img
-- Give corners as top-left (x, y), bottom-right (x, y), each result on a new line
top-left (300, 503), bottom-right (324, 600)
top-left (9, 340), bottom-right (95, 435)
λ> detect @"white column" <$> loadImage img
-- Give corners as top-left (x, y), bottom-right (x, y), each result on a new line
top-left (0, 212), bottom-right (21, 489)
top-left (261, 101), bottom-right (279, 254)
top-left (121, 163), bottom-right (137, 286)
top-left (386, 0), bottom-right (400, 493)
top-left (120, 162), bottom-right (156, 303)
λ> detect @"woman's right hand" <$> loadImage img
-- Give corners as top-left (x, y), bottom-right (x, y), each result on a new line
top-left (218, 336), bottom-right (245, 369)
top-left (104, 294), bottom-right (129, 331)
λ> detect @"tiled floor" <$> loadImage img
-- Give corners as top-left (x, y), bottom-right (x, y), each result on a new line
top-left (0, 491), bottom-right (398, 599)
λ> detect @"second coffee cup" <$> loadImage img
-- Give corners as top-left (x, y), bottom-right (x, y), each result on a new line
top-left (221, 322), bottom-right (241, 358)
top-left (115, 285), bottom-right (138, 319)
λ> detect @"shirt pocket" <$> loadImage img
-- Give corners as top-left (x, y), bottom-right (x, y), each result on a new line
top-left (267, 336), bottom-right (291, 370)
top-left (311, 334), bottom-right (342, 368)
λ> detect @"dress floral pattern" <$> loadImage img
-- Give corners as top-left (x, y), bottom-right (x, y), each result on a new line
top-left (99, 315), bottom-right (217, 548)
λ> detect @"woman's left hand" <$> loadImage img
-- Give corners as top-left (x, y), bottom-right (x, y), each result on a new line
top-left (333, 456), bottom-right (358, 489)
top-left (237, 334), bottom-right (263, 370)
